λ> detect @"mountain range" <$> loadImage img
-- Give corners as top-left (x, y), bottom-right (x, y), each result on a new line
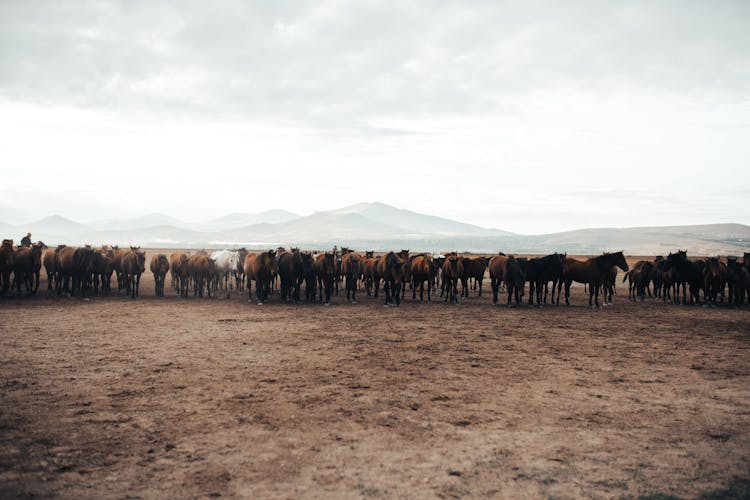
top-left (1, 202), bottom-right (748, 255)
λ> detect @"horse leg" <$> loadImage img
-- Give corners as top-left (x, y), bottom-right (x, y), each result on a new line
top-left (491, 277), bottom-right (498, 305)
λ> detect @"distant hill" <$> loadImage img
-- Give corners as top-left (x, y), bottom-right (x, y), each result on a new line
top-left (325, 202), bottom-right (512, 236)
top-left (1, 204), bottom-right (748, 255)
top-left (200, 210), bottom-right (301, 231)
top-left (89, 213), bottom-right (189, 231)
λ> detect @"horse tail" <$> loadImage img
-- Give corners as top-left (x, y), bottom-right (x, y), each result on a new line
top-left (622, 271), bottom-right (630, 283)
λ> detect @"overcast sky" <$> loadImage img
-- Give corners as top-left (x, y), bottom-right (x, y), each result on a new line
top-left (1, 0), bottom-right (748, 234)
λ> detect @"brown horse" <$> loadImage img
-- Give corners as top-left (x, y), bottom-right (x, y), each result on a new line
top-left (564, 251), bottom-right (629, 307)
top-left (110, 246), bottom-right (128, 293)
top-left (340, 250), bottom-right (362, 303)
top-left (0, 239), bottom-right (14, 295)
top-left (442, 252), bottom-right (463, 304)
top-left (57, 246), bottom-right (94, 297)
top-left (251, 250), bottom-right (277, 304)
top-left (188, 253), bottom-right (215, 298)
top-left (488, 254), bottom-right (508, 305)
top-left (43, 245), bottom-right (63, 292)
top-left (378, 251), bottom-right (405, 306)
top-left (169, 251), bottom-right (190, 297)
top-left (12, 242), bottom-right (46, 294)
top-left (315, 252), bottom-right (337, 305)
top-left (150, 254), bottom-right (170, 297)
top-left (411, 254), bottom-right (435, 302)
top-left (363, 255), bottom-right (381, 298)
top-left (121, 246), bottom-right (146, 299)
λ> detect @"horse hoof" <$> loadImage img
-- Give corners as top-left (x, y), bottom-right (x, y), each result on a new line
top-left (324, 302), bottom-right (330, 307)
top-left (351, 300), bottom-right (357, 304)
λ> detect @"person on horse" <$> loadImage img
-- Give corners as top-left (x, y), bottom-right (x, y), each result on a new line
top-left (20, 232), bottom-right (32, 247)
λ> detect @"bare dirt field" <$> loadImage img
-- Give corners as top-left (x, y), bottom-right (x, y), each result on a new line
top-left (1, 251), bottom-right (749, 498)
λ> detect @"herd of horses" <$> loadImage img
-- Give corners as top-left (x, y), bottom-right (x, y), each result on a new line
top-left (1, 239), bottom-right (749, 308)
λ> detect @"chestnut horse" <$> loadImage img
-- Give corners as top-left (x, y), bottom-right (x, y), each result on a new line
top-left (564, 251), bottom-right (629, 307)
top-left (488, 254), bottom-right (508, 305)
top-left (12, 242), bottom-right (46, 294)
top-left (504, 255), bottom-right (525, 306)
top-left (411, 254), bottom-right (435, 302)
top-left (169, 251), bottom-right (190, 297)
top-left (442, 252), bottom-right (463, 304)
top-left (340, 250), bottom-right (362, 303)
top-left (251, 250), bottom-right (277, 304)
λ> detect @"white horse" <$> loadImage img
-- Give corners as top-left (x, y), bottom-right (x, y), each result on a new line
top-left (210, 250), bottom-right (240, 298)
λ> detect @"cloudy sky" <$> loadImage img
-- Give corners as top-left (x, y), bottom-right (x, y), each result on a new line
top-left (1, 0), bottom-right (748, 234)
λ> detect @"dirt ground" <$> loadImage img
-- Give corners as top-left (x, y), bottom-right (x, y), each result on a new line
top-left (1, 251), bottom-right (749, 498)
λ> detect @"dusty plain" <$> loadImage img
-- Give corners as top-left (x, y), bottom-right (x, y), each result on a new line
top-left (1, 251), bottom-right (749, 498)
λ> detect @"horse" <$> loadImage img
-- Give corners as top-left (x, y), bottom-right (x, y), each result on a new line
top-left (726, 258), bottom-right (750, 305)
top-left (188, 253), bottom-right (215, 298)
top-left (411, 254), bottom-right (435, 302)
top-left (84, 248), bottom-right (106, 296)
top-left (277, 249), bottom-right (304, 303)
top-left (0, 239), bottom-right (14, 296)
top-left (169, 251), bottom-right (190, 297)
top-left (488, 254), bottom-right (508, 305)
top-left (340, 250), bottom-right (362, 303)
top-left (460, 257), bottom-right (487, 297)
top-left (11, 242), bottom-right (46, 294)
top-left (57, 246), bottom-right (94, 297)
top-left (121, 246), bottom-right (146, 299)
top-left (622, 261), bottom-right (653, 301)
top-left (441, 252), bottom-right (463, 304)
top-left (504, 255), bottom-right (525, 306)
top-left (150, 254), bottom-right (170, 297)
top-left (703, 257), bottom-right (728, 305)
top-left (301, 252), bottom-right (316, 303)
top-left (564, 251), bottom-right (629, 307)
top-left (664, 250), bottom-right (705, 305)
top-left (539, 253), bottom-right (567, 304)
top-left (315, 252), bottom-right (337, 305)
top-left (234, 247), bottom-right (248, 291)
top-left (363, 255), bottom-right (381, 298)
top-left (251, 250), bottom-right (277, 304)
top-left (210, 250), bottom-right (240, 299)
top-left (43, 245), bottom-right (62, 293)
top-left (378, 251), bottom-right (405, 306)
top-left (110, 246), bottom-right (128, 293)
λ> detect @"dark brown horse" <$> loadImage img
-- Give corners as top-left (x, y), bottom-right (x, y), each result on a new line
top-left (340, 250), bottom-right (362, 303)
top-left (277, 249), bottom-right (303, 303)
top-left (460, 257), bottom-right (487, 297)
top-left (251, 250), bottom-right (277, 304)
top-left (301, 252), bottom-right (316, 303)
top-left (664, 250), bottom-right (705, 305)
top-left (378, 251), bottom-right (405, 306)
top-left (504, 255), bottom-right (525, 306)
top-left (121, 246), bottom-right (146, 299)
top-left (564, 251), bottom-right (629, 307)
top-left (150, 254), bottom-right (170, 297)
top-left (315, 252), bottom-right (336, 305)
top-left (442, 252), bottom-right (463, 304)
top-left (0, 239), bottom-right (14, 295)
